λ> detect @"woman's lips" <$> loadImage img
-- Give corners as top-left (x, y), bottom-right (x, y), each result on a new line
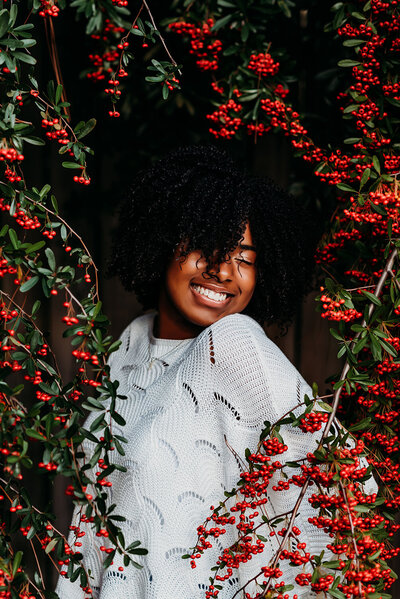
top-left (190, 283), bottom-right (233, 307)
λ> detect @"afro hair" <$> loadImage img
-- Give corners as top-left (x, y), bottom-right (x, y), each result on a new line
top-left (108, 145), bottom-right (315, 326)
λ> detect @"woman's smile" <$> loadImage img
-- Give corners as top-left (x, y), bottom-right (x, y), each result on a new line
top-left (190, 282), bottom-right (233, 306)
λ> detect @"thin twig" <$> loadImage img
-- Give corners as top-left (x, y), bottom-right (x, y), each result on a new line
top-left (44, 18), bottom-right (70, 118)
top-left (142, 0), bottom-right (182, 74)
top-left (224, 434), bottom-right (247, 470)
top-left (339, 480), bottom-right (362, 596)
top-left (29, 539), bottom-right (46, 591)
top-left (345, 284), bottom-right (376, 292)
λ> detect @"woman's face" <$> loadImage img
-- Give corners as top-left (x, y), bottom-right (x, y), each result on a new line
top-left (158, 223), bottom-right (257, 338)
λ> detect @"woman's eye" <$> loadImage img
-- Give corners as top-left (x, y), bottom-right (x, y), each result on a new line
top-left (235, 258), bottom-right (254, 266)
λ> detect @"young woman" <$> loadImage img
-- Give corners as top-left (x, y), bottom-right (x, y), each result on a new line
top-left (56, 145), bottom-right (326, 599)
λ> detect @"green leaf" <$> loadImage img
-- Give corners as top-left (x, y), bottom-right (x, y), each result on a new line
top-left (62, 161), bottom-right (83, 169)
top-left (32, 300), bottom-right (41, 316)
top-left (130, 547), bottom-right (148, 555)
top-left (343, 39), bottom-right (365, 47)
top-left (26, 240), bottom-right (46, 253)
top-left (12, 551), bottom-right (23, 577)
top-left (90, 413), bottom-right (106, 432)
top-left (211, 14), bottom-right (233, 31)
top-left (55, 84), bottom-right (63, 105)
top-left (0, 10), bottom-right (9, 38)
top-left (9, 3), bottom-right (17, 27)
top-left (379, 338), bottom-right (397, 357)
top-left (103, 549), bottom-right (116, 568)
top-left (241, 23), bottom-right (249, 42)
top-left (145, 75), bottom-right (165, 83)
top-left (360, 167), bottom-right (370, 188)
top-left (336, 182), bottom-right (355, 192)
top-left (361, 290), bottom-right (381, 305)
top-left (50, 194), bottom-right (58, 214)
top-left (278, 0), bottom-right (292, 17)
top-left (8, 228), bottom-right (18, 249)
top-left (353, 336), bottom-right (368, 354)
top-left (0, 223), bottom-right (9, 237)
top-left (330, 328), bottom-right (343, 341)
top-left (21, 136), bottom-right (45, 146)
top-left (372, 155), bottom-right (381, 174)
top-left (348, 417), bottom-right (371, 431)
top-left (45, 247), bottom-right (56, 271)
top-left (76, 118), bottom-right (96, 140)
top-left (344, 137), bottom-right (361, 144)
top-left (353, 504), bottom-right (371, 512)
top-left (112, 412), bottom-right (126, 426)
top-left (0, 38), bottom-right (26, 49)
top-left (20, 276), bottom-right (39, 292)
top-left (45, 538), bottom-right (59, 554)
top-left (26, 428), bottom-right (44, 440)
top-left (338, 59), bottom-right (361, 67)
top-left (343, 103), bottom-right (359, 114)
top-left (322, 559), bottom-right (341, 568)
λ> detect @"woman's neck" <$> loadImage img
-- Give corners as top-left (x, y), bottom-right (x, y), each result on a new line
top-left (155, 288), bottom-right (204, 340)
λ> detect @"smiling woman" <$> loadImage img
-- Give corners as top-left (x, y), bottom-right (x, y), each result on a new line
top-left (55, 145), bottom-right (322, 599)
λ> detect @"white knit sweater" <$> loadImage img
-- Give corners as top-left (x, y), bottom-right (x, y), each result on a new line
top-left (56, 312), bottom-right (334, 599)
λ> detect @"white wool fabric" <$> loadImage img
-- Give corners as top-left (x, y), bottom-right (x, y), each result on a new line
top-left (55, 313), bottom-right (353, 599)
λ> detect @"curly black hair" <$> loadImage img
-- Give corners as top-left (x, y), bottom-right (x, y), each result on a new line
top-left (108, 145), bottom-right (315, 326)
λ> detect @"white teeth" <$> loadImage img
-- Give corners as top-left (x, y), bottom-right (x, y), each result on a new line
top-left (192, 284), bottom-right (228, 302)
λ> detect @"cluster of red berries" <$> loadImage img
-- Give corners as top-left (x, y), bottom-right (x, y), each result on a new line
top-left (344, 189), bottom-right (400, 237)
top-left (0, 569), bottom-right (35, 599)
top-left (4, 166), bottom-right (22, 182)
top-left (299, 411), bottom-right (329, 433)
top-left (41, 117), bottom-right (69, 145)
top-left (38, 0), bottom-right (59, 18)
top-left (73, 172), bottom-right (91, 185)
top-left (0, 146), bottom-right (24, 163)
top-left (71, 349), bottom-right (100, 366)
top-left (318, 287), bottom-right (363, 322)
top-left (105, 78), bottom-right (121, 98)
top-left (169, 19), bottom-right (222, 71)
top-left (163, 75), bottom-right (180, 92)
top-left (207, 99), bottom-right (243, 139)
top-left (247, 52), bottom-right (280, 77)
top-left (0, 197), bottom-right (40, 231)
top-left (87, 50), bottom-right (119, 82)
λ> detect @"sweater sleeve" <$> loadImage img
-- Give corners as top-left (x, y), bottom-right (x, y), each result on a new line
top-left (54, 323), bottom-right (135, 599)
top-left (206, 314), bottom-right (332, 595)
top-left (54, 492), bottom-right (103, 599)
top-left (207, 314), bottom-right (378, 597)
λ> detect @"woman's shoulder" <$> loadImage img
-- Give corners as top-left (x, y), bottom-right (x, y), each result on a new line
top-left (195, 313), bottom-right (310, 399)
top-left (189, 314), bottom-right (310, 424)
top-left (204, 313), bottom-right (293, 369)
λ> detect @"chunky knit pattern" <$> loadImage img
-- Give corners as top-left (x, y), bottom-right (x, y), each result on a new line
top-left (56, 313), bottom-right (338, 599)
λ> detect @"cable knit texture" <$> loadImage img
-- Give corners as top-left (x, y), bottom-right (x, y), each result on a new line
top-left (56, 313), bottom-right (340, 599)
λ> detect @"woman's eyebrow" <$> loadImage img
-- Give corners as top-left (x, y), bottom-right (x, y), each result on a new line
top-left (239, 244), bottom-right (256, 252)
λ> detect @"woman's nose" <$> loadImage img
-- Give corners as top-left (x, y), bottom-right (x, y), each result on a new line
top-left (207, 255), bottom-right (233, 281)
